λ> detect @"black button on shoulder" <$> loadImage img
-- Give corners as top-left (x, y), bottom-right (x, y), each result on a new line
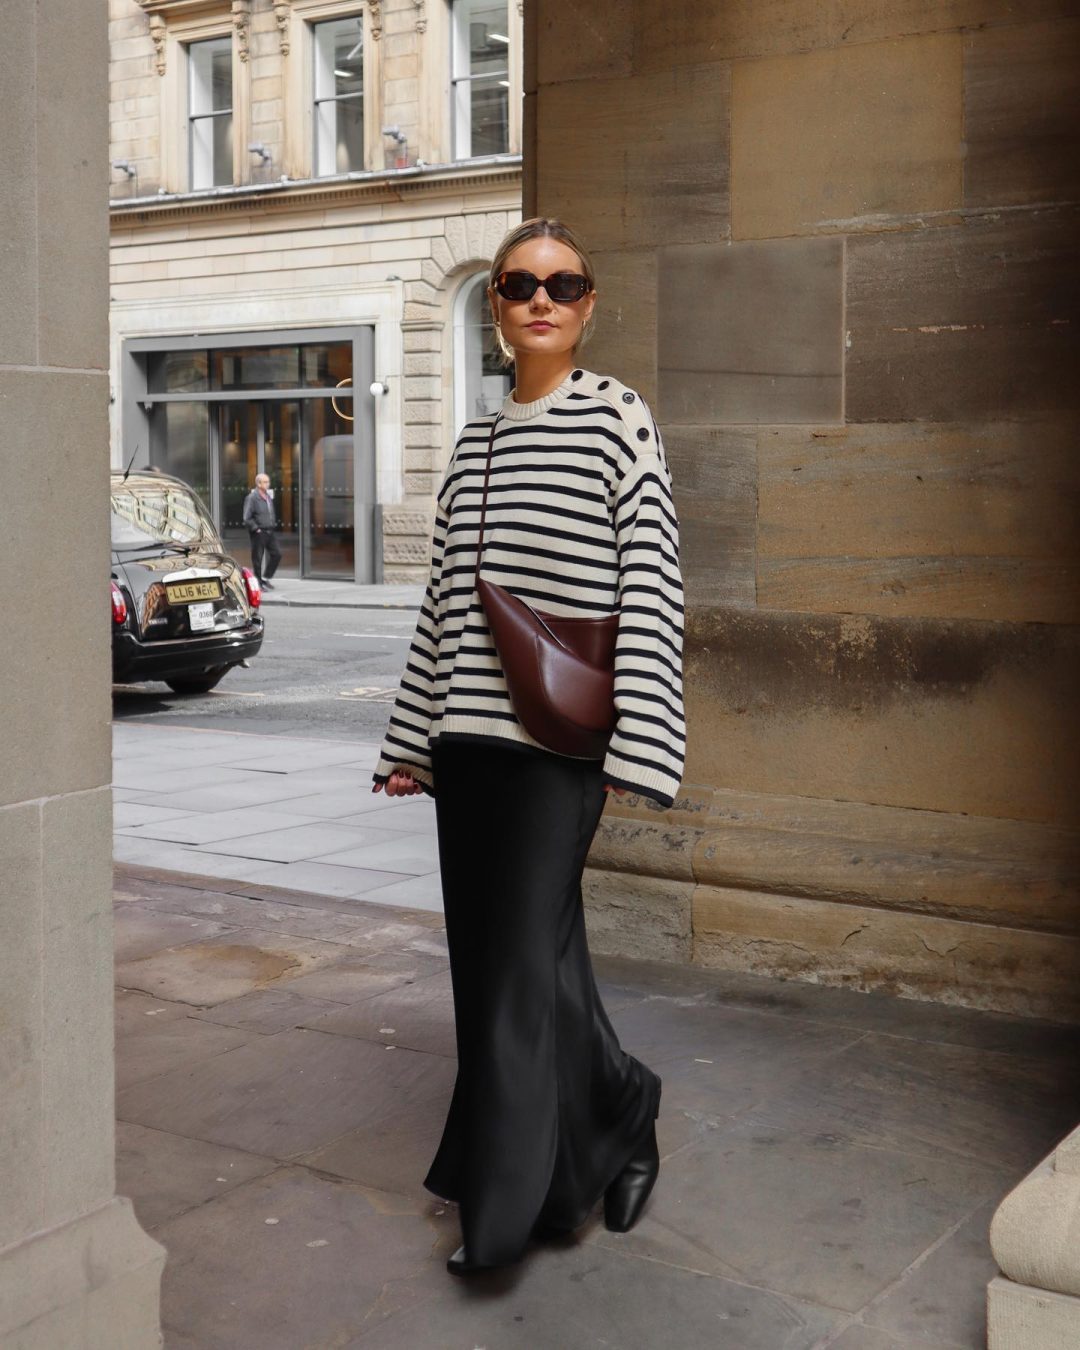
top-left (622, 391), bottom-right (635, 404)
top-left (598, 379), bottom-right (609, 390)
top-left (571, 369), bottom-right (583, 381)
top-left (636, 427), bottom-right (650, 441)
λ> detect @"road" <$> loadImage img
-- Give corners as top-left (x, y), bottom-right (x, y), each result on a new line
top-left (111, 604), bottom-right (417, 743)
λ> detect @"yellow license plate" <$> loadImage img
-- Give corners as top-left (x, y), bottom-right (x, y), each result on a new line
top-left (165, 580), bottom-right (222, 604)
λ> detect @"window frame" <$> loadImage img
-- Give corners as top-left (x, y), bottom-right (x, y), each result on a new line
top-left (155, 6), bottom-right (250, 194)
top-left (283, 2), bottom-right (379, 181)
top-left (452, 270), bottom-right (512, 433)
top-left (187, 34), bottom-right (235, 190)
top-left (449, 0), bottom-right (511, 161)
top-left (311, 13), bottom-right (367, 177)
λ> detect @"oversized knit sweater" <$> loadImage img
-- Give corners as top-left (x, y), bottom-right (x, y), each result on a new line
top-left (372, 366), bottom-right (686, 808)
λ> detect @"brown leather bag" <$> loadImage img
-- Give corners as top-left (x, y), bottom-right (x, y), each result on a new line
top-left (474, 414), bottom-right (619, 759)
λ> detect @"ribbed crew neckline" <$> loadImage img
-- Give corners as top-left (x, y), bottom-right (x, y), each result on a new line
top-left (499, 369), bottom-right (582, 421)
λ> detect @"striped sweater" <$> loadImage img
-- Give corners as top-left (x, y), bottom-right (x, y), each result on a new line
top-left (372, 365), bottom-right (686, 808)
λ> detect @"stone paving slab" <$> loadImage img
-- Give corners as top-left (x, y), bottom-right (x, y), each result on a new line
top-left (116, 1121), bottom-right (278, 1233)
top-left (590, 1117), bottom-right (1000, 1315)
top-left (111, 867), bottom-right (1080, 1349)
top-left (113, 724), bottom-right (440, 909)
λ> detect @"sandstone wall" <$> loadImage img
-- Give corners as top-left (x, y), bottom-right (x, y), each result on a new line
top-left (524, 1), bottom-right (1080, 1016)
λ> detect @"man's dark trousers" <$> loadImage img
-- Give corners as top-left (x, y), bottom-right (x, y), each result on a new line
top-left (250, 528), bottom-right (281, 584)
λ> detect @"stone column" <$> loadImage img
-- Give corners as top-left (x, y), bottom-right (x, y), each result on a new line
top-left (0, 1), bottom-right (165, 1345)
top-left (988, 1126), bottom-right (1080, 1348)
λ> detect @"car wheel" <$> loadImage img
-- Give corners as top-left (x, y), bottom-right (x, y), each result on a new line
top-left (165, 666), bottom-right (230, 695)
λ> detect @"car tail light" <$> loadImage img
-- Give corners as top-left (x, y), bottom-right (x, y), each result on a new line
top-left (110, 581), bottom-right (128, 625)
top-left (242, 567), bottom-right (261, 608)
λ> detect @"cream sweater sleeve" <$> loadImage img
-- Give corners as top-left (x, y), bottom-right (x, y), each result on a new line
top-left (371, 491), bottom-right (450, 796)
top-left (602, 438), bottom-right (687, 808)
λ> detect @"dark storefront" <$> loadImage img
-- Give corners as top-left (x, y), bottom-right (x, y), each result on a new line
top-left (120, 327), bottom-right (377, 581)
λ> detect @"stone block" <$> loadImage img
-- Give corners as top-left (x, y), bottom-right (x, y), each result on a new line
top-left (658, 236), bottom-right (843, 424)
top-left (383, 536), bottom-right (431, 564)
top-left (381, 507), bottom-right (433, 535)
top-left (756, 419), bottom-right (1080, 623)
top-left (663, 425), bottom-right (757, 608)
top-left (589, 813), bottom-right (701, 882)
top-left (0, 1198), bottom-right (164, 1350)
top-left (403, 374), bottom-right (440, 401)
top-left (584, 248), bottom-right (658, 405)
top-left (428, 234), bottom-right (455, 276)
top-left (37, 0), bottom-right (109, 368)
top-left (0, 371), bottom-right (112, 807)
top-left (693, 883), bottom-right (1080, 1018)
top-left (1, 0), bottom-right (38, 364)
top-left (582, 867), bottom-right (694, 963)
top-left (683, 604), bottom-right (1080, 825)
top-left (631, 0), bottom-right (1080, 71)
top-left (481, 210), bottom-right (510, 262)
top-left (988, 1278), bottom-right (1080, 1350)
top-left (0, 801), bottom-right (44, 1249)
top-left (964, 18), bottom-right (1080, 208)
top-left (689, 788), bottom-right (1079, 933)
top-left (443, 213), bottom-right (468, 265)
top-left (465, 211), bottom-right (486, 261)
top-left (730, 33), bottom-right (963, 238)
top-left (845, 205), bottom-right (1080, 421)
top-left (403, 350), bottom-right (440, 377)
top-left (536, 0), bottom-right (633, 84)
top-left (40, 789), bottom-right (116, 1227)
top-left (536, 63), bottom-right (729, 251)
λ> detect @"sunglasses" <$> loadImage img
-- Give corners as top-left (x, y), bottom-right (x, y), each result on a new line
top-left (493, 270), bottom-right (591, 303)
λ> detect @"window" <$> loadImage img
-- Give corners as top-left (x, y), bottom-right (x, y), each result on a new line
top-left (188, 36), bottom-right (233, 188)
top-left (453, 272), bottom-right (512, 432)
top-left (451, 1), bottom-right (509, 159)
top-left (313, 15), bottom-right (365, 175)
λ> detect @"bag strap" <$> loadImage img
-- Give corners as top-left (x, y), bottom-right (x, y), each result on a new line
top-left (474, 413), bottom-right (500, 586)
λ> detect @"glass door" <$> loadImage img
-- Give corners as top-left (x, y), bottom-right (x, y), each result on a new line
top-left (302, 396), bottom-right (355, 578)
top-left (216, 401), bottom-right (300, 574)
top-left (263, 402), bottom-right (300, 573)
top-left (218, 401), bottom-right (259, 560)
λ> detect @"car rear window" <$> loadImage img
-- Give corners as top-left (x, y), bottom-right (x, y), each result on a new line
top-left (111, 482), bottom-right (217, 549)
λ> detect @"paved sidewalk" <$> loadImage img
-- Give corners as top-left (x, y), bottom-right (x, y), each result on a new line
top-left (113, 864), bottom-right (1080, 1350)
top-left (113, 721), bottom-right (440, 912)
top-left (257, 577), bottom-right (425, 610)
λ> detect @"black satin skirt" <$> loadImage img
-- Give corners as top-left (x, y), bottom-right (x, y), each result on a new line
top-left (423, 737), bottom-right (661, 1267)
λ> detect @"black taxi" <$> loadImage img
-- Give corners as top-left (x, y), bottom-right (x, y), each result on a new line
top-left (111, 470), bottom-right (263, 694)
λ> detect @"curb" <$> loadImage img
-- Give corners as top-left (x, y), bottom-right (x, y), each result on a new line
top-left (259, 599), bottom-right (420, 611)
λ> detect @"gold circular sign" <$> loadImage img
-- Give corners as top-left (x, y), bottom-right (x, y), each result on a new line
top-left (331, 377), bottom-right (353, 422)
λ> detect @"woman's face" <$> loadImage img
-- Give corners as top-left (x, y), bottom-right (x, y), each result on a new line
top-left (487, 236), bottom-right (596, 361)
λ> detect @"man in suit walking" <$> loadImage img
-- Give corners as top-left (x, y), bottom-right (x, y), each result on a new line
top-left (242, 473), bottom-right (281, 590)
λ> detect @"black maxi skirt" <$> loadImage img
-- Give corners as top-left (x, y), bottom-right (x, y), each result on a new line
top-left (423, 737), bottom-right (662, 1267)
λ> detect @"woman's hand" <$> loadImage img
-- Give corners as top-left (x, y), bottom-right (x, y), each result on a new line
top-left (603, 784), bottom-right (628, 796)
top-left (372, 768), bottom-right (424, 797)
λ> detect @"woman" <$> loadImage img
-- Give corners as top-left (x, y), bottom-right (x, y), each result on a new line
top-left (372, 217), bottom-right (686, 1275)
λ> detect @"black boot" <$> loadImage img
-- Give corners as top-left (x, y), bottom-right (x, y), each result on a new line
top-left (603, 1086), bottom-right (662, 1234)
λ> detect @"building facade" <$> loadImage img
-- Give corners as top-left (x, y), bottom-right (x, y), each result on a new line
top-left (109, 0), bottom-right (523, 582)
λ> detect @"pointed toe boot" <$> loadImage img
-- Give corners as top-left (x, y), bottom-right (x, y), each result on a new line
top-left (603, 1120), bottom-right (660, 1234)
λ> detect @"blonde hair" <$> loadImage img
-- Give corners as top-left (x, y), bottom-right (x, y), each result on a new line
top-left (487, 217), bottom-right (597, 368)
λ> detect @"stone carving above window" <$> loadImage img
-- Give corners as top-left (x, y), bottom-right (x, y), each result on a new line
top-left (273, 1), bottom-right (291, 53)
top-left (136, 0), bottom-right (251, 74)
